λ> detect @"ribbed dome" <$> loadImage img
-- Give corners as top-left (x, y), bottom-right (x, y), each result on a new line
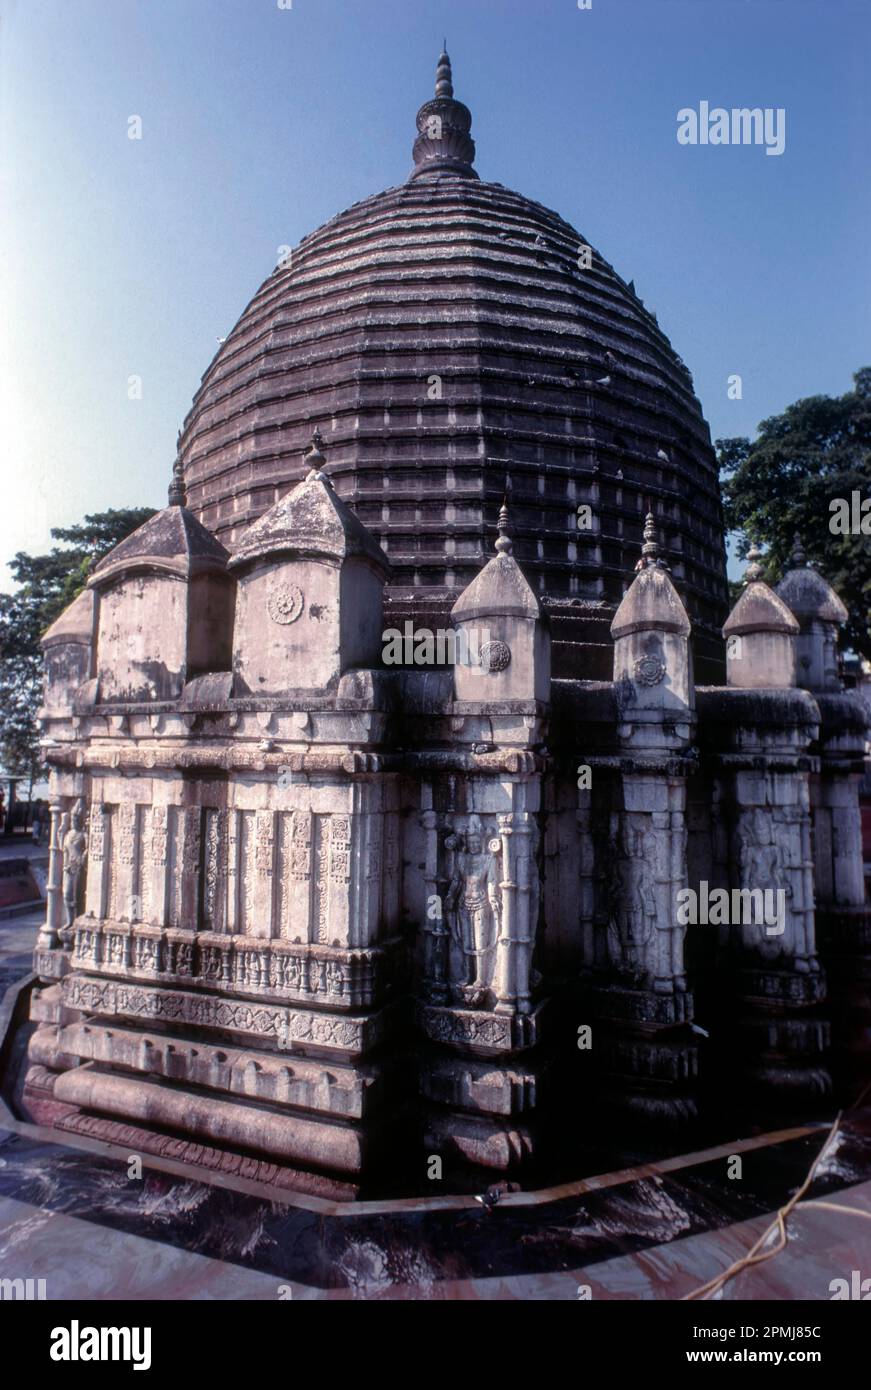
top-left (178, 53), bottom-right (728, 680)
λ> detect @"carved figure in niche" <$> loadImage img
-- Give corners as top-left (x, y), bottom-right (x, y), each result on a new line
top-left (739, 809), bottom-right (783, 884)
top-left (606, 824), bottom-right (657, 982)
top-left (444, 816), bottom-right (501, 1007)
top-left (738, 806), bottom-right (789, 956)
top-left (60, 800), bottom-right (88, 942)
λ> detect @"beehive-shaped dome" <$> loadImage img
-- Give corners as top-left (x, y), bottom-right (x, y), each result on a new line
top-left (178, 52), bottom-right (729, 680)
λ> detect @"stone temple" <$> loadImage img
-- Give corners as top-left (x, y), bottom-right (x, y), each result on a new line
top-left (24, 53), bottom-right (869, 1195)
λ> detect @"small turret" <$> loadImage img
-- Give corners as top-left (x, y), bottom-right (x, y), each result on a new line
top-left (87, 461), bottom-right (234, 701)
top-left (229, 432), bottom-right (390, 695)
top-left (611, 513), bottom-right (693, 711)
top-left (723, 545), bottom-right (799, 689)
top-left (776, 534), bottom-right (847, 692)
top-left (450, 501), bottom-right (550, 702)
top-left (41, 589), bottom-right (97, 715)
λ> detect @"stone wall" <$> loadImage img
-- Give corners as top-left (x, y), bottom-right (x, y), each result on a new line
top-left (26, 473), bottom-right (869, 1191)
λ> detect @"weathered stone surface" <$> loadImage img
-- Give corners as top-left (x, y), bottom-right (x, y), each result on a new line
top-left (724, 580), bottom-right (799, 690)
top-left (22, 53), bottom-right (869, 1192)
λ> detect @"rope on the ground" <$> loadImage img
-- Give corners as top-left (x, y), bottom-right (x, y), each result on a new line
top-left (682, 1080), bottom-right (871, 1301)
top-left (802, 1199), bottom-right (871, 1222)
top-left (682, 1111), bottom-right (842, 1301)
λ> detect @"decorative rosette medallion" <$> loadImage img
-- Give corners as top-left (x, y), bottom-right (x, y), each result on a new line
top-left (267, 582), bottom-right (304, 625)
top-left (634, 653), bottom-right (666, 686)
top-left (480, 639), bottom-right (511, 672)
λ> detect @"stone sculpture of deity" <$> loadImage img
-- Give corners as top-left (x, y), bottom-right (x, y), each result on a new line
top-left (444, 818), bottom-right (502, 1007)
top-left (738, 806), bottom-right (788, 956)
top-left (739, 807), bottom-right (783, 890)
top-left (606, 823), bottom-right (657, 982)
top-left (60, 800), bottom-right (87, 941)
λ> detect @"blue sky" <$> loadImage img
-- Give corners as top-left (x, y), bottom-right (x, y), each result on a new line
top-left (2, 0), bottom-right (868, 584)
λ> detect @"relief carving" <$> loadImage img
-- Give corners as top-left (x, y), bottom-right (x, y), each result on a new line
top-left (267, 581), bottom-right (304, 625)
top-left (203, 809), bottom-right (224, 930)
top-left (738, 806), bottom-right (790, 957)
top-left (444, 815), bottom-right (502, 1008)
top-left (61, 800), bottom-right (88, 940)
top-left (606, 822), bottom-right (658, 982)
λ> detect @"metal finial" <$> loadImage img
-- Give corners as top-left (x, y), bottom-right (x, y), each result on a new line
top-left (167, 456), bottom-right (186, 507)
top-left (790, 532), bottom-right (807, 568)
top-left (305, 428), bottom-right (328, 481)
top-left (495, 498), bottom-right (513, 555)
top-left (410, 49), bottom-right (476, 182)
top-left (435, 46), bottom-right (453, 98)
top-left (745, 544), bottom-right (764, 584)
top-left (641, 511), bottom-right (660, 567)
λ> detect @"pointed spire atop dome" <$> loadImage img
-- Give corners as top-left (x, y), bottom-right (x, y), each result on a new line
top-left (167, 455), bottom-right (187, 507)
top-left (641, 511), bottom-right (661, 568)
top-left (305, 427), bottom-right (328, 482)
top-left (409, 49), bottom-right (478, 182)
top-left (744, 543), bottom-right (764, 584)
top-left (790, 532), bottom-right (806, 569)
top-left (495, 498), bottom-right (512, 554)
top-left (435, 44), bottom-right (453, 98)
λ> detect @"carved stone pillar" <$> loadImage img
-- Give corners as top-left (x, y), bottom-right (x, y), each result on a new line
top-left (420, 802), bottom-right (450, 1004)
top-left (706, 550), bottom-right (830, 1101)
top-left (700, 691), bottom-right (829, 1100)
top-left (415, 767), bottom-right (546, 1175)
top-left (494, 810), bottom-right (536, 1015)
top-left (411, 502), bottom-right (550, 1175)
top-left (811, 693), bottom-right (871, 1080)
top-left (588, 515), bottom-right (698, 1123)
top-left (84, 800), bottom-right (109, 919)
top-left (37, 792), bottom-right (67, 954)
top-left (776, 541), bottom-right (871, 1084)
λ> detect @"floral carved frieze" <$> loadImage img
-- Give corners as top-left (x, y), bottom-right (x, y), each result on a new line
top-left (415, 1002), bottom-right (543, 1054)
top-left (61, 974), bottom-right (391, 1054)
top-left (70, 920), bottom-right (389, 1010)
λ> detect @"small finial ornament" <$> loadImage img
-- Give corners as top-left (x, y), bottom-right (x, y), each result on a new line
top-left (790, 532), bottom-right (807, 568)
top-left (435, 45), bottom-right (453, 98)
top-left (410, 49), bottom-right (477, 181)
top-left (167, 456), bottom-right (187, 507)
top-left (641, 511), bottom-right (660, 567)
top-left (495, 498), bottom-right (513, 555)
top-left (305, 428), bottom-right (327, 481)
top-left (745, 544), bottom-right (764, 583)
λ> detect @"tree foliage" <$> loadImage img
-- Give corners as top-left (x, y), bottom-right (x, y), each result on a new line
top-left (0, 509), bottom-right (156, 780)
top-left (718, 368), bottom-right (871, 660)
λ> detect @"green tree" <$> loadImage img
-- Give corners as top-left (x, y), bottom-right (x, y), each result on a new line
top-left (718, 368), bottom-right (871, 660)
top-left (0, 508), bottom-right (156, 784)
